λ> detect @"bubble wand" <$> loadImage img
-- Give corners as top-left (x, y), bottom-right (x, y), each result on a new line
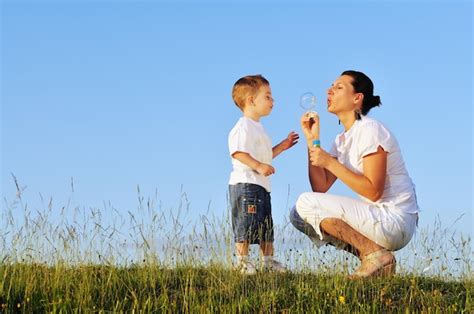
top-left (300, 92), bottom-right (320, 147)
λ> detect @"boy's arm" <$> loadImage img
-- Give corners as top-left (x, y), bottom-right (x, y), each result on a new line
top-left (272, 131), bottom-right (299, 159)
top-left (232, 152), bottom-right (275, 177)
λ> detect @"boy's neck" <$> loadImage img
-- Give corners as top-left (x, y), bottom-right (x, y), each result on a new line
top-left (243, 110), bottom-right (261, 122)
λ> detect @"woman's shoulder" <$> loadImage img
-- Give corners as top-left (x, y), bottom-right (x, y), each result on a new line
top-left (359, 116), bottom-right (382, 126)
top-left (356, 116), bottom-right (400, 152)
top-left (358, 116), bottom-right (391, 133)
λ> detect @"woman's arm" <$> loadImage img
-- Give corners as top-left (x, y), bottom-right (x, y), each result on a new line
top-left (308, 150), bottom-right (337, 192)
top-left (312, 146), bottom-right (387, 201)
top-left (300, 112), bottom-right (338, 192)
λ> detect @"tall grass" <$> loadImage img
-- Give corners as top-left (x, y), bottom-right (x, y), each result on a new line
top-left (1, 177), bottom-right (472, 312)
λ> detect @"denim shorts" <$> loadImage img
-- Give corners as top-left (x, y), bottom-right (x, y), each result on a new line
top-left (229, 183), bottom-right (274, 244)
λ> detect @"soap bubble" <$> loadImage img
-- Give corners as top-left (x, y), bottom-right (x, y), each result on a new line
top-left (300, 92), bottom-right (316, 110)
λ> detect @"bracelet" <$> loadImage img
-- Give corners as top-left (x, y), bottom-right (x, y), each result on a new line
top-left (312, 139), bottom-right (321, 148)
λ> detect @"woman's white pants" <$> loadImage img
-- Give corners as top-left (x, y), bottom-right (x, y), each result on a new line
top-left (290, 192), bottom-right (418, 251)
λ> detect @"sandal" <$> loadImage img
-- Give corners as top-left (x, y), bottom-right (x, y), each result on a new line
top-left (349, 249), bottom-right (396, 279)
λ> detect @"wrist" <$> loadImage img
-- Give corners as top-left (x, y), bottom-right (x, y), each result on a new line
top-left (307, 138), bottom-right (320, 148)
top-left (279, 141), bottom-right (288, 151)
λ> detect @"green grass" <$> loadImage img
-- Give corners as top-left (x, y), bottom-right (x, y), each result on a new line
top-left (1, 263), bottom-right (472, 312)
top-left (1, 180), bottom-right (472, 312)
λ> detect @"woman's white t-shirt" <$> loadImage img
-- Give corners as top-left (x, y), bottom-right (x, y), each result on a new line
top-left (228, 117), bottom-right (273, 192)
top-left (329, 116), bottom-right (419, 214)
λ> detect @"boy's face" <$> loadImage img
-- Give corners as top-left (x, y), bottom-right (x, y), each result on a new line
top-left (250, 85), bottom-right (274, 117)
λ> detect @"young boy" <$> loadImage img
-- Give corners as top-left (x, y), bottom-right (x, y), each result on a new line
top-left (228, 74), bottom-right (299, 274)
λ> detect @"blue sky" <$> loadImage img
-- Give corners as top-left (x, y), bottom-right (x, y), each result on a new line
top-left (2, 1), bottom-right (472, 242)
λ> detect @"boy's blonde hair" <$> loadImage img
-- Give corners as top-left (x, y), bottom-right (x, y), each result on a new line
top-left (232, 74), bottom-right (269, 110)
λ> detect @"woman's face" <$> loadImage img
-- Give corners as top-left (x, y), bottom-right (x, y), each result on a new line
top-left (326, 75), bottom-right (361, 115)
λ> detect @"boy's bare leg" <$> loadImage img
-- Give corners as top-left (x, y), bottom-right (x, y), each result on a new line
top-left (259, 241), bottom-right (273, 256)
top-left (259, 241), bottom-right (286, 272)
top-left (236, 241), bottom-right (249, 256)
top-left (235, 241), bottom-right (257, 274)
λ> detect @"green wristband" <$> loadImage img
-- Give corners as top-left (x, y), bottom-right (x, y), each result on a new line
top-left (312, 139), bottom-right (321, 148)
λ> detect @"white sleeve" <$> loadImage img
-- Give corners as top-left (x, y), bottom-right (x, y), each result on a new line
top-left (358, 122), bottom-right (393, 157)
top-left (228, 126), bottom-right (253, 156)
top-left (329, 139), bottom-right (338, 158)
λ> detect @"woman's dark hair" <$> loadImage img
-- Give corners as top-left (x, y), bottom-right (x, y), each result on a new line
top-left (341, 70), bottom-right (382, 117)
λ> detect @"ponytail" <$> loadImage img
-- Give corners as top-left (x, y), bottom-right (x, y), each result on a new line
top-left (341, 70), bottom-right (382, 116)
top-left (361, 95), bottom-right (382, 116)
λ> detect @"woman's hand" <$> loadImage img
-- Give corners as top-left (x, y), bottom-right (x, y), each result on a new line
top-left (309, 146), bottom-right (332, 168)
top-left (300, 112), bottom-right (320, 145)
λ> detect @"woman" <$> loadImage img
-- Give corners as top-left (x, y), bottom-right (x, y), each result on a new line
top-left (290, 70), bottom-right (419, 278)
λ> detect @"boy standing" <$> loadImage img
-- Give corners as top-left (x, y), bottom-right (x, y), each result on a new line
top-left (229, 74), bottom-right (299, 274)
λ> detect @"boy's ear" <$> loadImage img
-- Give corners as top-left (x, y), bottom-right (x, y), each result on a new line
top-left (247, 95), bottom-right (255, 106)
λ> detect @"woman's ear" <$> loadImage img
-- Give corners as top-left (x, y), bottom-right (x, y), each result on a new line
top-left (354, 93), bottom-right (364, 107)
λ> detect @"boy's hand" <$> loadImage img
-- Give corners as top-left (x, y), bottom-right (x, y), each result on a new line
top-left (279, 131), bottom-right (299, 150)
top-left (256, 163), bottom-right (275, 176)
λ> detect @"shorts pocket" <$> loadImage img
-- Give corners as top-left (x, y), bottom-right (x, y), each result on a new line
top-left (240, 197), bottom-right (262, 215)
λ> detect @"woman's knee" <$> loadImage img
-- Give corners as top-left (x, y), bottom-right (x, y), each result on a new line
top-left (295, 192), bottom-right (315, 213)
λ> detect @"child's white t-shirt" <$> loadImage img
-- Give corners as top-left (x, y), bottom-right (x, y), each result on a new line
top-left (329, 116), bottom-right (419, 214)
top-left (228, 117), bottom-right (272, 192)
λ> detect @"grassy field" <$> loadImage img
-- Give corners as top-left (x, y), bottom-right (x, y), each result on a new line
top-left (1, 263), bottom-right (472, 312)
top-left (1, 183), bottom-right (472, 312)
